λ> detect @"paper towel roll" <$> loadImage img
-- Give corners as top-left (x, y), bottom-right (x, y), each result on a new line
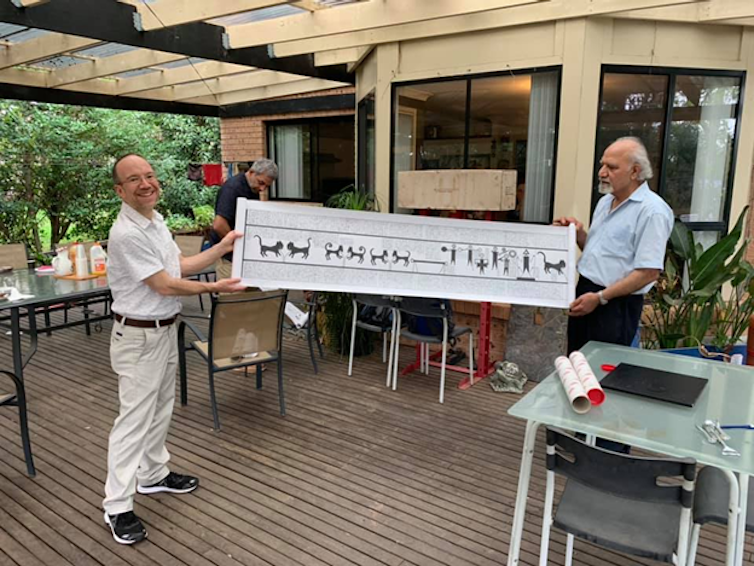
top-left (569, 351), bottom-right (605, 406)
top-left (555, 356), bottom-right (591, 414)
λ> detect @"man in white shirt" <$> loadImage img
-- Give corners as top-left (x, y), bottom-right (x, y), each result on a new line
top-left (555, 137), bottom-right (674, 354)
top-left (103, 154), bottom-right (245, 545)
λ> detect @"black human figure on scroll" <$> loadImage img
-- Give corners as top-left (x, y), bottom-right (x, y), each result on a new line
top-left (492, 247), bottom-right (501, 270)
top-left (503, 256), bottom-right (510, 275)
top-left (254, 235), bottom-right (283, 257)
top-left (523, 249), bottom-right (531, 274)
top-left (370, 249), bottom-right (389, 265)
top-left (392, 250), bottom-right (411, 266)
top-left (476, 257), bottom-right (488, 275)
top-left (441, 244), bottom-right (457, 265)
top-left (347, 246), bottom-right (366, 264)
top-left (325, 243), bottom-right (343, 260)
top-left (538, 251), bottom-right (566, 275)
top-left (287, 238), bottom-right (311, 259)
top-left (467, 246), bottom-right (474, 266)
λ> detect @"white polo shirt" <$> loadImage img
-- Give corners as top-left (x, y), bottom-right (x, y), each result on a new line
top-left (108, 203), bottom-right (182, 320)
top-left (577, 182), bottom-right (674, 295)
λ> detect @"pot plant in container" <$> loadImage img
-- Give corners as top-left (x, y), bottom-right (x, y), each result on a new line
top-left (642, 206), bottom-right (754, 360)
top-left (320, 185), bottom-right (378, 356)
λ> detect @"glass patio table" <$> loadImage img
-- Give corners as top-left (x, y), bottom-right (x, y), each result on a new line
top-left (0, 269), bottom-right (111, 475)
top-left (506, 341), bottom-right (754, 566)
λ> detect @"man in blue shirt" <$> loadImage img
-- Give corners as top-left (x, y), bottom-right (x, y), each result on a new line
top-left (555, 137), bottom-right (674, 354)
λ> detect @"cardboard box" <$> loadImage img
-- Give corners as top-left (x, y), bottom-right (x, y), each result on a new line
top-left (398, 169), bottom-right (517, 211)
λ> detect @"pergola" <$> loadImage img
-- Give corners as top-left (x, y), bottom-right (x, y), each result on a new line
top-left (0, 0), bottom-right (751, 118)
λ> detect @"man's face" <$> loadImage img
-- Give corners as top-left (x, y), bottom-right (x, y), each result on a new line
top-left (114, 155), bottom-right (161, 215)
top-left (597, 142), bottom-right (640, 196)
top-left (247, 172), bottom-right (274, 196)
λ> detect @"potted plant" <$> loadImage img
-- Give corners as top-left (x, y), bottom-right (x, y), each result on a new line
top-left (320, 185), bottom-right (377, 356)
top-left (642, 206), bottom-right (754, 359)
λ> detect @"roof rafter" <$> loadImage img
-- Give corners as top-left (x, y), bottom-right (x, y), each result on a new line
top-left (700, 0), bottom-right (754, 21)
top-left (0, 32), bottom-right (99, 71)
top-left (115, 61), bottom-right (252, 95)
top-left (10, 0), bottom-right (49, 7)
top-left (270, 0), bottom-right (705, 57)
top-left (613, 3), bottom-right (754, 25)
top-left (314, 46), bottom-right (370, 66)
top-left (46, 49), bottom-right (185, 88)
top-left (226, 0), bottom-right (549, 49)
top-left (129, 0), bottom-right (298, 32)
top-left (184, 77), bottom-right (344, 106)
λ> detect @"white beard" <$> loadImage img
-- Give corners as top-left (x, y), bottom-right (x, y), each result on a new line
top-left (598, 182), bottom-right (613, 195)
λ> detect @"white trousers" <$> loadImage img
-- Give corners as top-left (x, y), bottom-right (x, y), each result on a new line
top-left (103, 319), bottom-right (178, 515)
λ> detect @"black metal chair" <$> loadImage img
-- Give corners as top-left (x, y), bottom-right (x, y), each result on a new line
top-left (394, 297), bottom-right (473, 403)
top-left (348, 294), bottom-right (398, 387)
top-left (0, 370), bottom-right (35, 477)
top-left (540, 428), bottom-right (696, 566)
top-left (178, 290), bottom-right (288, 431)
top-left (687, 465), bottom-right (754, 566)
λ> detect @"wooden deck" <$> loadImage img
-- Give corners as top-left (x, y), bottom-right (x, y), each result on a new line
top-left (0, 297), bottom-right (750, 566)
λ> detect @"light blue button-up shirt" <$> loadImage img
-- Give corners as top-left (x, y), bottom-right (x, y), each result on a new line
top-left (577, 182), bottom-right (674, 295)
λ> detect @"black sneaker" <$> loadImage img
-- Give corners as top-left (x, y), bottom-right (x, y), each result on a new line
top-left (104, 511), bottom-right (147, 545)
top-left (137, 472), bottom-right (199, 495)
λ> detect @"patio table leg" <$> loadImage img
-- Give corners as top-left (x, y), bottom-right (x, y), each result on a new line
top-left (507, 419), bottom-right (541, 566)
top-left (721, 469), bottom-right (740, 566)
top-left (734, 473), bottom-right (748, 566)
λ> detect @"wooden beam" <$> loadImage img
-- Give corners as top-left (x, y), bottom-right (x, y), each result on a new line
top-left (314, 46), bottom-right (370, 66)
top-left (270, 0), bottom-right (704, 57)
top-left (46, 49), bottom-right (185, 88)
top-left (130, 0), bottom-right (296, 32)
top-left (115, 61), bottom-right (251, 95)
top-left (700, 0), bottom-right (754, 22)
top-left (225, 0), bottom-right (549, 49)
top-left (615, 3), bottom-right (754, 26)
top-left (183, 78), bottom-right (345, 105)
top-left (290, 1), bottom-right (324, 11)
top-left (0, 32), bottom-right (99, 71)
top-left (10, 0), bottom-right (50, 7)
top-left (137, 70), bottom-right (306, 101)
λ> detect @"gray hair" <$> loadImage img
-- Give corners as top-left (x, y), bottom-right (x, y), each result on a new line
top-left (250, 158), bottom-right (278, 180)
top-left (614, 136), bottom-right (653, 181)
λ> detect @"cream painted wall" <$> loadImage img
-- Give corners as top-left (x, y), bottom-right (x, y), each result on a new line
top-left (363, 15), bottom-right (752, 240)
top-left (356, 49), bottom-right (377, 102)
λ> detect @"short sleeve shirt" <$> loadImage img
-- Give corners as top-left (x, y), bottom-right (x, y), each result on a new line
top-left (208, 173), bottom-right (259, 260)
top-left (107, 203), bottom-right (182, 319)
top-left (577, 182), bottom-right (674, 295)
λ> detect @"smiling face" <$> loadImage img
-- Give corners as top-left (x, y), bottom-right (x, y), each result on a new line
top-left (113, 155), bottom-right (161, 217)
top-left (597, 140), bottom-right (642, 198)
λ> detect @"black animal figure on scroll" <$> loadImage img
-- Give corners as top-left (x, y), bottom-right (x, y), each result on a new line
top-left (325, 243), bottom-right (344, 260)
top-left (287, 238), bottom-right (312, 259)
top-left (370, 248), bottom-right (389, 265)
top-left (538, 251), bottom-right (566, 275)
top-left (441, 244), bottom-right (457, 265)
top-left (392, 250), bottom-right (411, 266)
top-left (347, 246), bottom-right (366, 264)
top-left (254, 235), bottom-right (283, 257)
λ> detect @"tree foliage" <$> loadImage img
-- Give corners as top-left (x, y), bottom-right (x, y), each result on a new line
top-left (0, 100), bottom-right (221, 255)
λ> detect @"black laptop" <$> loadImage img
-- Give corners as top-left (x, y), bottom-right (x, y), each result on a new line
top-left (599, 363), bottom-right (708, 407)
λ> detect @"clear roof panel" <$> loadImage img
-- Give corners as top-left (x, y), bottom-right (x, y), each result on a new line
top-left (74, 43), bottom-right (138, 59)
top-left (1, 27), bottom-right (49, 43)
top-left (115, 68), bottom-right (160, 79)
top-left (34, 55), bottom-right (82, 69)
top-left (158, 57), bottom-right (205, 70)
top-left (210, 5), bottom-right (304, 26)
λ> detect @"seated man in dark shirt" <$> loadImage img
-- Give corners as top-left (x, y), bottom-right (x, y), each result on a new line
top-left (209, 158), bottom-right (278, 279)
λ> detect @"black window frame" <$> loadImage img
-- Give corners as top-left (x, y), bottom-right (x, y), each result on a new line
top-left (266, 115), bottom-right (355, 204)
top-left (594, 65), bottom-right (746, 235)
top-left (388, 65), bottom-right (563, 223)
top-left (357, 90), bottom-right (376, 196)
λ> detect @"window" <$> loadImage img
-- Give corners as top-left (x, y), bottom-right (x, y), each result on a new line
top-left (267, 116), bottom-right (355, 203)
top-left (391, 68), bottom-right (561, 222)
top-left (596, 67), bottom-right (743, 243)
top-left (357, 92), bottom-right (375, 196)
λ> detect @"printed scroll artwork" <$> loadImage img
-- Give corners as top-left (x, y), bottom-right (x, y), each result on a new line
top-left (233, 201), bottom-right (577, 308)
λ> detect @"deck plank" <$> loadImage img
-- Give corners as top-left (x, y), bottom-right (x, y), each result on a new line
top-left (0, 299), bottom-right (747, 566)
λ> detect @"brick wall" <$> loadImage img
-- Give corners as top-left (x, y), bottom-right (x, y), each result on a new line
top-left (220, 87), bottom-right (355, 163)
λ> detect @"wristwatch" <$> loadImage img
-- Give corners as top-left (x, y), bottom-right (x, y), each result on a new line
top-left (597, 290), bottom-right (608, 306)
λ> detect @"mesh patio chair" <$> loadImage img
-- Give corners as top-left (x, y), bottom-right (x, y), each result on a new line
top-left (0, 370), bottom-right (35, 476)
top-left (0, 243), bottom-right (30, 270)
top-left (178, 289), bottom-right (288, 431)
top-left (348, 294), bottom-right (399, 387)
top-left (540, 428), bottom-right (696, 566)
top-left (393, 297), bottom-right (473, 403)
top-left (175, 235), bottom-right (214, 312)
top-left (687, 465), bottom-right (754, 566)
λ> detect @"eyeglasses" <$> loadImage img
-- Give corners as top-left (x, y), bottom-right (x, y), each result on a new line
top-left (119, 173), bottom-right (158, 186)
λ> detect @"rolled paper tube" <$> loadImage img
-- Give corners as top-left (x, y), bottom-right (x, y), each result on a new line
top-left (569, 351), bottom-right (606, 406)
top-left (554, 356), bottom-right (591, 414)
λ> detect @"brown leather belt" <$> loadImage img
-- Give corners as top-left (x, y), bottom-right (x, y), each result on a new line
top-left (114, 313), bottom-right (177, 328)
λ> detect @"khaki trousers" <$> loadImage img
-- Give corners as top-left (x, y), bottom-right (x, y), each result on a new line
top-left (216, 258), bottom-right (232, 280)
top-left (103, 318), bottom-right (178, 515)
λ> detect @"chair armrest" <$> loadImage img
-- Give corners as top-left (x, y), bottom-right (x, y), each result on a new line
top-left (178, 318), bottom-right (207, 343)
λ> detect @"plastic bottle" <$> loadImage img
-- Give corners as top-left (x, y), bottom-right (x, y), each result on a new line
top-left (74, 243), bottom-right (89, 278)
top-left (90, 242), bottom-right (107, 275)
